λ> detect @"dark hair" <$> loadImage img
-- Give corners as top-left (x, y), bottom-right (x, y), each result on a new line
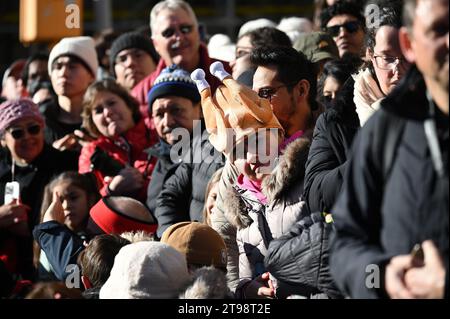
top-left (82, 79), bottom-right (141, 138)
top-left (94, 29), bottom-right (120, 69)
top-left (250, 46), bottom-right (319, 111)
top-left (320, 1), bottom-right (365, 29)
top-left (365, 0), bottom-right (403, 53)
top-left (241, 27), bottom-right (292, 48)
top-left (39, 171), bottom-right (100, 224)
top-left (21, 52), bottom-right (49, 88)
top-left (77, 234), bottom-right (130, 288)
top-left (317, 58), bottom-right (359, 106)
top-left (34, 172), bottom-right (100, 268)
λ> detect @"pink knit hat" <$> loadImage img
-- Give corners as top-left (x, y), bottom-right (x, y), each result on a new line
top-left (0, 99), bottom-right (45, 134)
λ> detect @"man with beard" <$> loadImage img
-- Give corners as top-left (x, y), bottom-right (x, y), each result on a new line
top-left (145, 65), bottom-right (202, 216)
top-left (131, 0), bottom-right (230, 118)
top-left (330, 0), bottom-right (448, 299)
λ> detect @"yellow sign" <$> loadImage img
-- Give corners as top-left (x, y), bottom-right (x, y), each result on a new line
top-left (20, 0), bottom-right (83, 43)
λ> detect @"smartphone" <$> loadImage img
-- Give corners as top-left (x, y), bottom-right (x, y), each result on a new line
top-left (4, 181), bottom-right (20, 204)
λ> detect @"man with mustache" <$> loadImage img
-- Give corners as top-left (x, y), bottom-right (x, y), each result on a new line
top-left (131, 0), bottom-right (231, 119)
top-left (145, 65), bottom-right (202, 216)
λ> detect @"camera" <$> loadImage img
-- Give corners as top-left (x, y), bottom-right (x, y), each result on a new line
top-left (90, 147), bottom-right (124, 176)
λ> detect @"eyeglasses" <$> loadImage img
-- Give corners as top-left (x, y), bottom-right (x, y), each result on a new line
top-left (7, 124), bottom-right (42, 140)
top-left (161, 25), bottom-right (194, 38)
top-left (325, 21), bottom-right (360, 37)
top-left (257, 83), bottom-right (295, 102)
top-left (373, 55), bottom-right (408, 70)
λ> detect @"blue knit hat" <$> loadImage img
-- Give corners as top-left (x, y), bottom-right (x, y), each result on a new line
top-left (147, 65), bottom-right (201, 113)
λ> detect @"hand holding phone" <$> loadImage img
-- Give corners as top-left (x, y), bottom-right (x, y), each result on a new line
top-left (4, 181), bottom-right (20, 205)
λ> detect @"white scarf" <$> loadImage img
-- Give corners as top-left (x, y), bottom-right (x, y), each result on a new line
top-left (353, 68), bottom-right (385, 126)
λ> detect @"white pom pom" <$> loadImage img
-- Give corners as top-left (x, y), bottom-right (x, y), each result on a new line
top-left (191, 68), bottom-right (205, 82)
top-left (191, 69), bottom-right (209, 92)
top-left (210, 61), bottom-right (230, 81)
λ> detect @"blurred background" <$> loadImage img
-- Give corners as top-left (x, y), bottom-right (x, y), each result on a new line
top-left (0, 0), bottom-right (314, 76)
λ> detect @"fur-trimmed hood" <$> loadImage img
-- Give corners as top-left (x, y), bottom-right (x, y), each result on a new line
top-left (222, 136), bottom-right (311, 229)
top-left (179, 266), bottom-right (233, 299)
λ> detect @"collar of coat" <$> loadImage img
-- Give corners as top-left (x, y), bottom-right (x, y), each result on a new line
top-left (380, 65), bottom-right (429, 121)
top-left (222, 135), bottom-right (310, 229)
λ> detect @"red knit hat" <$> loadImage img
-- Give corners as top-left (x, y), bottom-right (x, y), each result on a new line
top-left (0, 99), bottom-right (44, 134)
top-left (89, 197), bottom-right (157, 235)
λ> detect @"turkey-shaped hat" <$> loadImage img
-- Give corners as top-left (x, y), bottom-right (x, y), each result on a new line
top-left (191, 62), bottom-right (283, 157)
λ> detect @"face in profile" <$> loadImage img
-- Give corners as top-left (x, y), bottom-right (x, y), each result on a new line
top-left (230, 35), bottom-right (253, 79)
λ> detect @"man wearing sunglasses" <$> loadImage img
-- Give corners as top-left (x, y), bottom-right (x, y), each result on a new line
top-left (132, 0), bottom-right (231, 120)
top-left (321, 1), bottom-right (366, 58)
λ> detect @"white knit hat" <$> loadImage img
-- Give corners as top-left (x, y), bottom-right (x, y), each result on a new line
top-left (48, 36), bottom-right (98, 76)
top-left (99, 241), bottom-right (190, 299)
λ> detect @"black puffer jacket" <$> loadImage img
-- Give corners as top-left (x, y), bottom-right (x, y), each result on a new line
top-left (330, 66), bottom-right (449, 298)
top-left (154, 129), bottom-right (224, 238)
top-left (303, 78), bottom-right (360, 214)
top-left (265, 211), bottom-right (343, 299)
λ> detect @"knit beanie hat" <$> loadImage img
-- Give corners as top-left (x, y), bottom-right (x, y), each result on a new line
top-left (99, 241), bottom-right (190, 299)
top-left (48, 36), bottom-right (98, 76)
top-left (147, 65), bottom-right (200, 113)
top-left (109, 32), bottom-right (159, 76)
top-left (161, 222), bottom-right (228, 270)
top-left (0, 99), bottom-right (44, 134)
top-left (89, 197), bottom-right (157, 235)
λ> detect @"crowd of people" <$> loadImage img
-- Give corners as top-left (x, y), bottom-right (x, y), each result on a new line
top-left (0, 0), bottom-right (448, 300)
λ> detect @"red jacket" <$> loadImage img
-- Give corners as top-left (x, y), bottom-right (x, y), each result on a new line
top-left (78, 119), bottom-right (156, 202)
top-left (131, 43), bottom-right (232, 119)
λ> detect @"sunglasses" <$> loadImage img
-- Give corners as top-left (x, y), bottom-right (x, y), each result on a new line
top-left (8, 124), bottom-right (42, 140)
top-left (325, 21), bottom-right (360, 37)
top-left (161, 25), bottom-right (194, 38)
top-left (257, 83), bottom-right (296, 102)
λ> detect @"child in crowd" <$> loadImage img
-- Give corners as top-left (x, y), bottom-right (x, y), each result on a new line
top-left (34, 171), bottom-right (100, 281)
